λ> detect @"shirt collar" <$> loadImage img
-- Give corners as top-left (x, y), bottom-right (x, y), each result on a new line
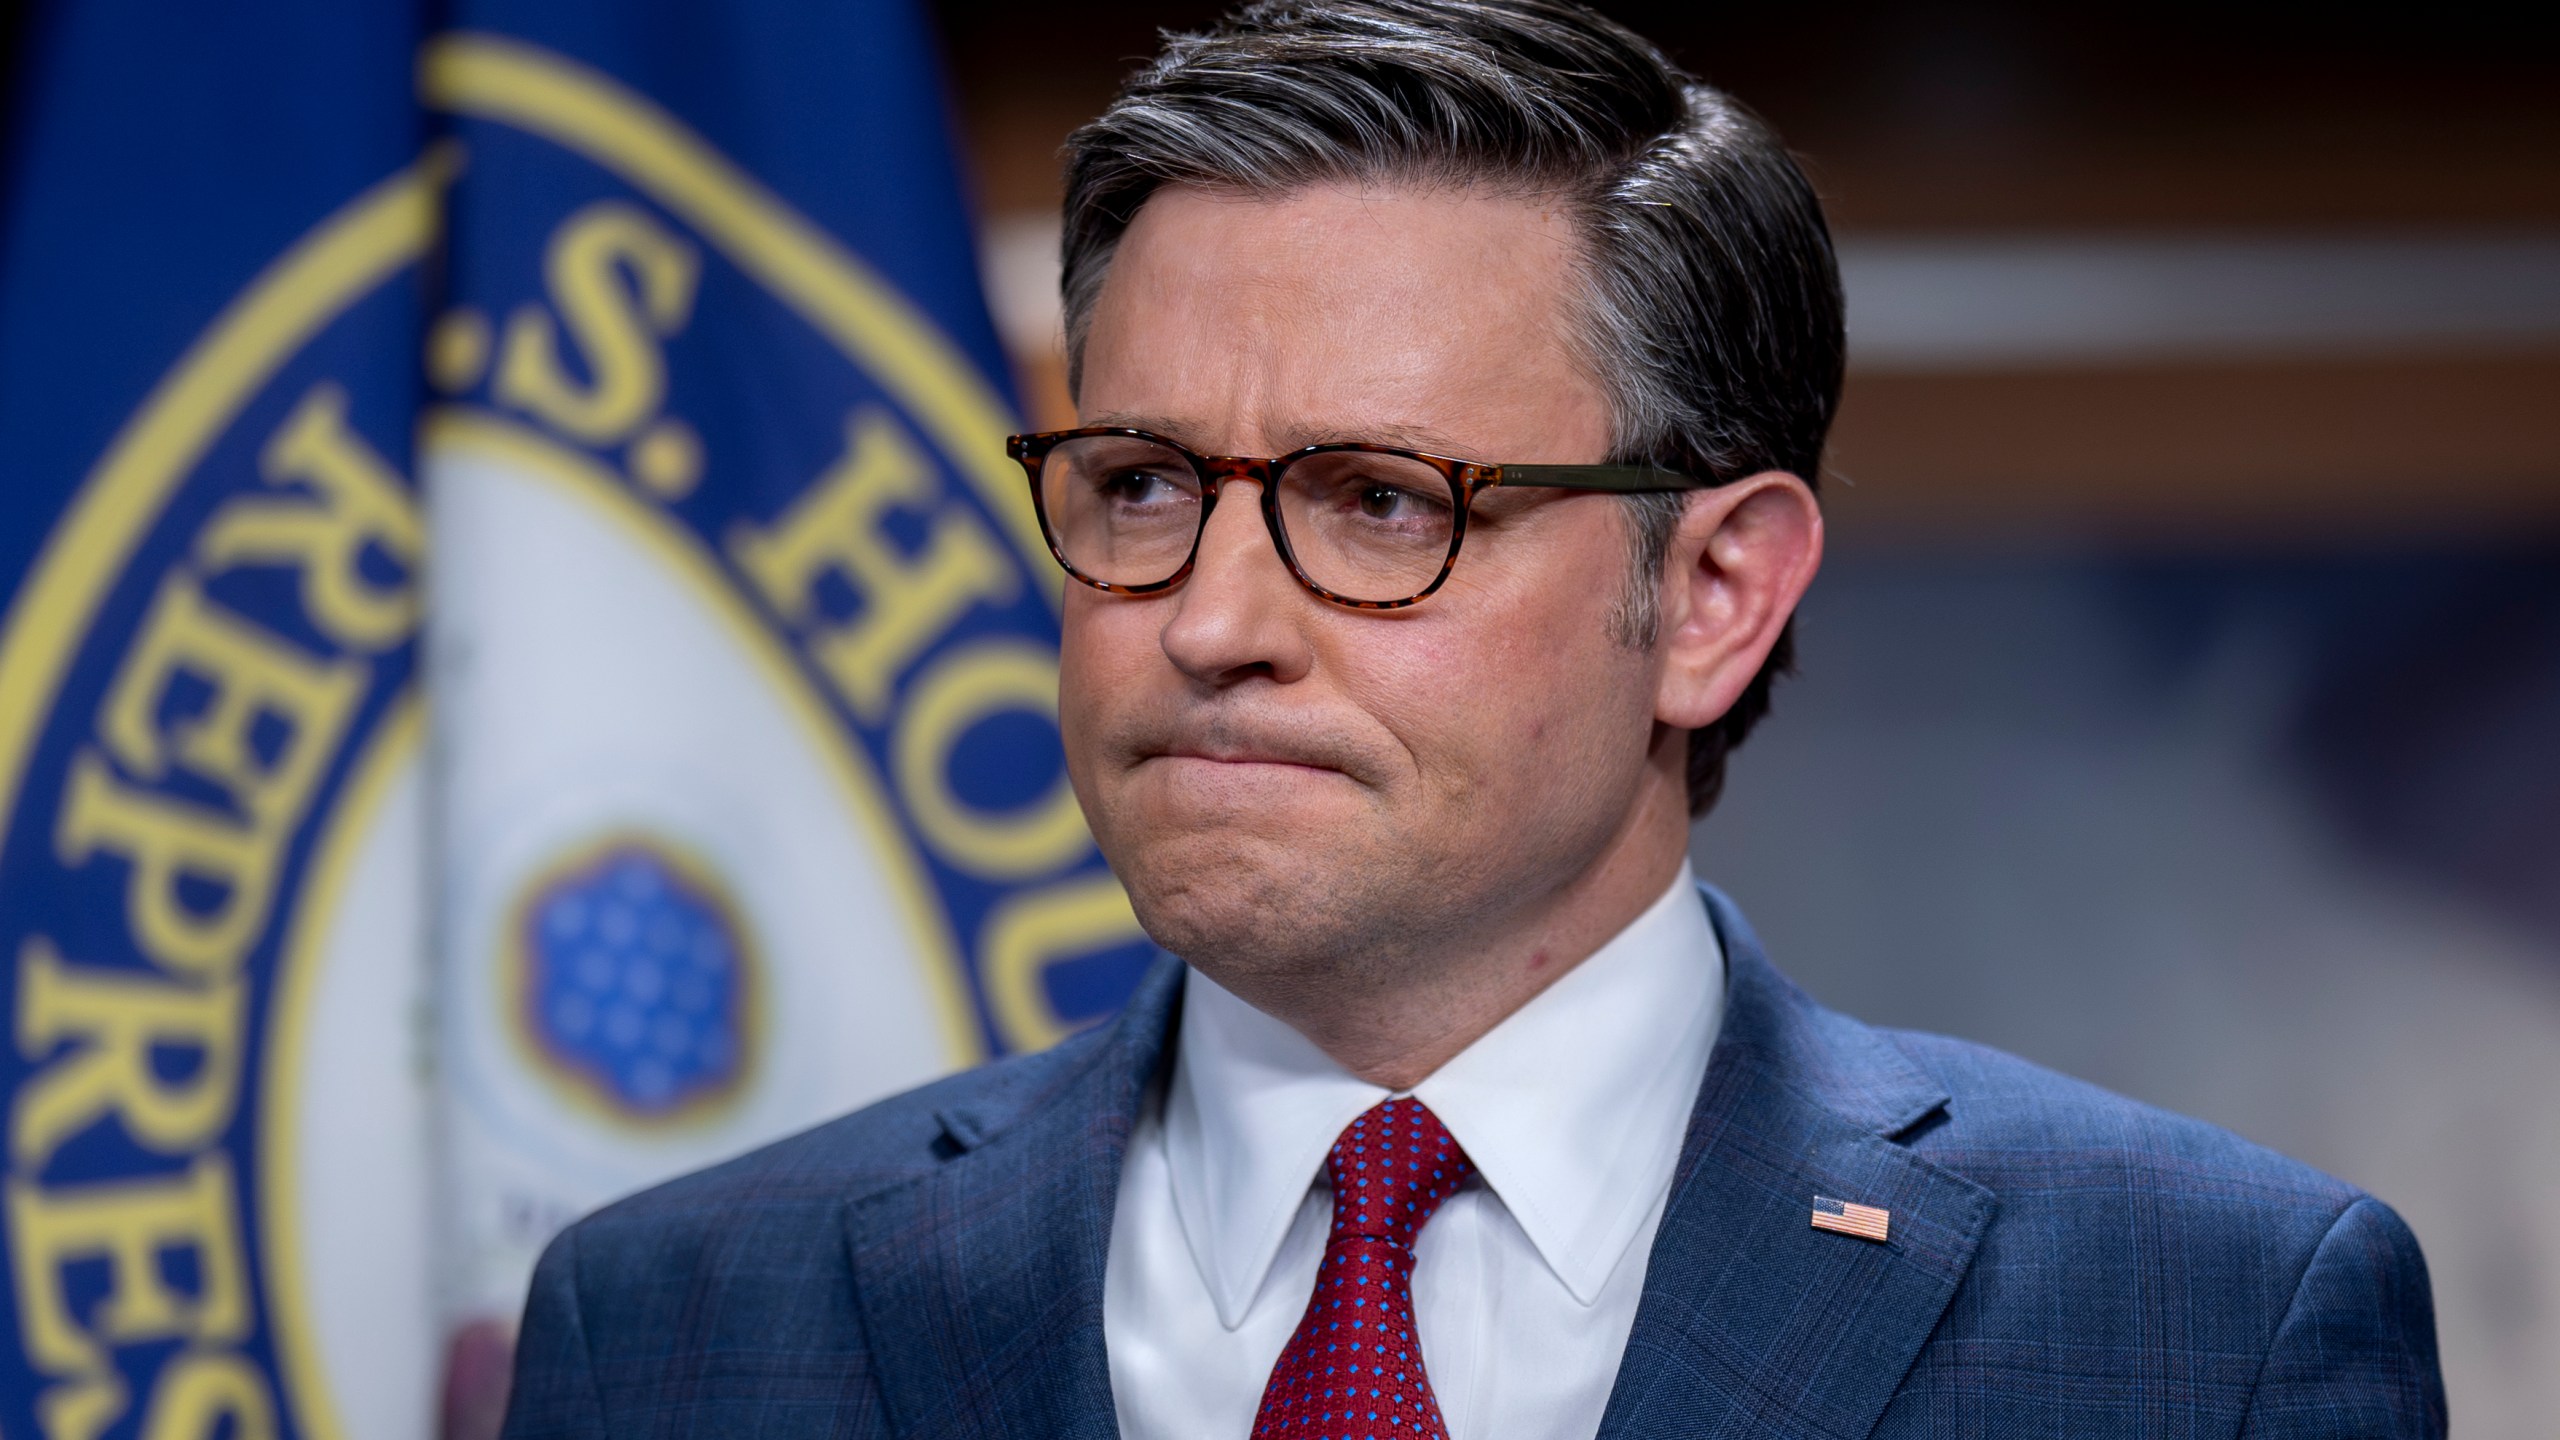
top-left (1165, 865), bottom-right (1726, 1326)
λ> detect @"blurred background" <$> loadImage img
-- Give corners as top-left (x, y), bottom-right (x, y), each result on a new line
top-left (940, 0), bottom-right (2560, 1427)
top-left (0, 0), bottom-right (2549, 1433)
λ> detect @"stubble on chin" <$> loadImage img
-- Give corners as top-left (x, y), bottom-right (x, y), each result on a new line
top-left (1104, 806), bottom-right (1481, 1016)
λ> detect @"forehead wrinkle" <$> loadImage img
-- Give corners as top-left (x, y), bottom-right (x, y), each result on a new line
top-left (1078, 410), bottom-right (1483, 461)
top-left (1265, 419), bottom-right (1480, 456)
top-left (1077, 409), bottom-right (1219, 451)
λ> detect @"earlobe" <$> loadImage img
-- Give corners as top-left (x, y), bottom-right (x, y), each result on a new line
top-left (1654, 471), bottom-right (1823, 730)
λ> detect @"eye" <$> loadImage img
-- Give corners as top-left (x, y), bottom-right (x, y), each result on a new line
top-left (1341, 477), bottom-right (1452, 527)
top-left (1356, 484), bottom-right (1423, 520)
top-left (1097, 467), bottom-right (1187, 505)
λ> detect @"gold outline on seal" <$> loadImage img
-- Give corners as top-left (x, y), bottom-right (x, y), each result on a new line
top-left (418, 33), bottom-right (1059, 605)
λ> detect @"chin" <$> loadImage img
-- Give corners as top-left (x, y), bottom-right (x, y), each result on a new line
top-left (1108, 823), bottom-right (1438, 990)
top-left (1111, 826), bottom-right (1331, 959)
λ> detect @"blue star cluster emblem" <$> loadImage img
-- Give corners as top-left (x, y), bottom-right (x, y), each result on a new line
top-left (518, 839), bottom-right (752, 1120)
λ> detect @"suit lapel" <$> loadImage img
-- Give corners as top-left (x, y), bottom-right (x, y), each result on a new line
top-left (839, 895), bottom-right (1988, 1439)
top-left (841, 959), bottom-right (1182, 1440)
top-left (1597, 892), bottom-right (1997, 1440)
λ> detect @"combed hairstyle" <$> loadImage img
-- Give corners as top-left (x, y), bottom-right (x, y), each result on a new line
top-left (1059, 0), bottom-right (1844, 816)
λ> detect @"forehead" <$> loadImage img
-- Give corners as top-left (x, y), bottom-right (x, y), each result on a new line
top-left (1078, 181), bottom-right (1608, 459)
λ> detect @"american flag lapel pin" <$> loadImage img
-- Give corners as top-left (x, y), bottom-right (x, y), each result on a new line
top-left (1811, 1195), bottom-right (1891, 1242)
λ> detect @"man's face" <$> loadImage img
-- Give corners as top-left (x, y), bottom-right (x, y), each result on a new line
top-left (1061, 182), bottom-right (1674, 985)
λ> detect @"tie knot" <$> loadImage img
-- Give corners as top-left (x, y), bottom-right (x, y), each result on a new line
top-left (1324, 1097), bottom-right (1472, 1246)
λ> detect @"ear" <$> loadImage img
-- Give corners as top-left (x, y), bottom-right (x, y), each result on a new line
top-left (1653, 471), bottom-right (1824, 730)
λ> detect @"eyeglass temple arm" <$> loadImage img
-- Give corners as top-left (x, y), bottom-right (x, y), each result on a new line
top-left (1488, 463), bottom-right (1708, 493)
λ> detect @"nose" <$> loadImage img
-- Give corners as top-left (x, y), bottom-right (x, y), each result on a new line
top-left (1157, 478), bottom-right (1316, 687)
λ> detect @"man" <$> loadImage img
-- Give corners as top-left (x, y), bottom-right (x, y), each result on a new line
top-left (502, 2), bottom-right (2446, 1436)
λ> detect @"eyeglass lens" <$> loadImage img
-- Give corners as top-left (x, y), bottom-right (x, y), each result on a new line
top-left (1038, 435), bottom-right (1459, 604)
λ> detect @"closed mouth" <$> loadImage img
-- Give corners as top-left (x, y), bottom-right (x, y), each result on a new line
top-left (1152, 748), bottom-right (1339, 771)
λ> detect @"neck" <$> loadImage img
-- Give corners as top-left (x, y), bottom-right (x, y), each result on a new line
top-left (1227, 777), bottom-right (1692, 1092)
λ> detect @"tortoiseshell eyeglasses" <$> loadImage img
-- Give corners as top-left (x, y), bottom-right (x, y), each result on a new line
top-left (1006, 427), bottom-right (1707, 610)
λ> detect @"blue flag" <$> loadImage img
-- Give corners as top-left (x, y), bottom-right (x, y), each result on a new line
top-left (420, 0), bottom-right (1151, 1422)
top-left (0, 2), bottom-right (1149, 1433)
top-left (0, 2), bottom-right (434, 1434)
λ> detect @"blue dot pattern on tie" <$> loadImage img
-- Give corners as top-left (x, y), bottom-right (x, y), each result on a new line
top-left (1251, 1097), bottom-right (1476, 1440)
top-left (521, 841), bottom-right (750, 1118)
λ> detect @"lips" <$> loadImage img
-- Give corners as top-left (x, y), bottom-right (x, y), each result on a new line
top-left (1119, 712), bottom-right (1375, 785)
top-left (1158, 744), bottom-right (1337, 769)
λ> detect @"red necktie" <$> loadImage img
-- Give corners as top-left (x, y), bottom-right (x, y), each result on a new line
top-left (1251, 1097), bottom-right (1476, 1440)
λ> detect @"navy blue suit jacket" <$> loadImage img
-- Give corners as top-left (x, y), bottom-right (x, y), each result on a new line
top-left (502, 889), bottom-right (2446, 1437)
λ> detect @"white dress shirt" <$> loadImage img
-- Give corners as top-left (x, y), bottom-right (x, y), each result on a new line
top-left (1104, 866), bottom-right (1726, 1440)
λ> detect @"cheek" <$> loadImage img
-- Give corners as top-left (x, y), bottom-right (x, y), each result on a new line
top-left (1056, 596), bottom-right (1146, 764)
top-left (1349, 604), bottom-right (1638, 793)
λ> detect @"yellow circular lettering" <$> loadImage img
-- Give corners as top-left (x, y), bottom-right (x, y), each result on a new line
top-left (143, 1351), bottom-right (280, 1440)
top-left (892, 641), bottom-right (1090, 881)
top-left (627, 416), bottom-right (704, 499)
top-left (981, 872), bottom-right (1146, 1052)
top-left (426, 306), bottom-right (493, 394)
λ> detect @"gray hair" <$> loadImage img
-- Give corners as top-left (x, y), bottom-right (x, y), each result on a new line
top-left (1060, 0), bottom-right (1844, 815)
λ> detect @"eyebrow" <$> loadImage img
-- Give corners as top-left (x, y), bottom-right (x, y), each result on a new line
top-left (1078, 411), bottom-right (1481, 459)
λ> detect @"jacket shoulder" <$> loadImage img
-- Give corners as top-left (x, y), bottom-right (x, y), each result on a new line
top-left (1883, 1025), bottom-right (2360, 1210)
top-left (502, 960), bottom-right (1181, 1434)
top-left (557, 1021), bottom-right (1118, 1280)
top-left (1868, 1027), bottom-right (2442, 1432)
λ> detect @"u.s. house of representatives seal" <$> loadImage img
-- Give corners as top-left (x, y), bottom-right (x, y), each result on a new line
top-left (419, 29), bottom-right (1154, 1422)
top-left (0, 33), bottom-right (1150, 1440)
